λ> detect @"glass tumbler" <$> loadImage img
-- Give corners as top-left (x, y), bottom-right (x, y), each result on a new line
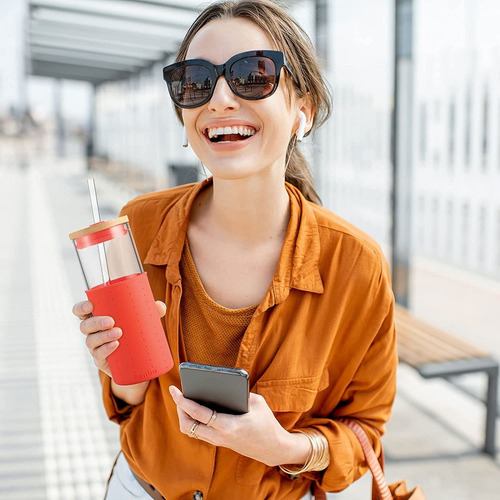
top-left (69, 215), bottom-right (173, 385)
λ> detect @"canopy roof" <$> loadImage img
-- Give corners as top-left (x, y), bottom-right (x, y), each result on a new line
top-left (27, 0), bottom-right (202, 84)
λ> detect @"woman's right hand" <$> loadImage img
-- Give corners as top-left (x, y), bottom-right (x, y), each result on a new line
top-left (73, 299), bottom-right (167, 406)
top-left (72, 300), bottom-right (167, 379)
top-left (72, 300), bottom-right (121, 378)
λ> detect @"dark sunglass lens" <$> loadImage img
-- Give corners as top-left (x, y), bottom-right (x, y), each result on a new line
top-left (230, 56), bottom-right (277, 98)
top-left (170, 64), bottom-right (212, 106)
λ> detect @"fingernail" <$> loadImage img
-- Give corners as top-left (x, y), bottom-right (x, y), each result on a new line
top-left (101, 318), bottom-right (114, 328)
top-left (83, 302), bottom-right (91, 313)
top-left (109, 328), bottom-right (121, 339)
top-left (169, 386), bottom-right (176, 398)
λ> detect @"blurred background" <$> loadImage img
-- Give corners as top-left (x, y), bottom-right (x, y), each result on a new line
top-left (0, 0), bottom-right (499, 498)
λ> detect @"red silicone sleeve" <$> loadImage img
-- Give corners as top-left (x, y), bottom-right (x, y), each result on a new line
top-left (86, 272), bottom-right (174, 385)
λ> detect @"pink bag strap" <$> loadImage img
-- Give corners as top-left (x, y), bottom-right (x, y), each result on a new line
top-left (338, 418), bottom-right (392, 500)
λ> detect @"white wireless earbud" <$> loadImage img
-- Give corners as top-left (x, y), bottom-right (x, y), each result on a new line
top-left (182, 126), bottom-right (189, 148)
top-left (296, 110), bottom-right (306, 142)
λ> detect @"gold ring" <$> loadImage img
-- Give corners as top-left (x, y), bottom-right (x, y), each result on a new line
top-left (206, 409), bottom-right (217, 428)
top-left (189, 421), bottom-right (200, 438)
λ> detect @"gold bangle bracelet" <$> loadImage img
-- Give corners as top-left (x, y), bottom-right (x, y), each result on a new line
top-left (305, 429), bottom-right (326, 471)
top-left (279, 429), bottom-right (316, 476)
top-left (308, 428), bottom-right (331, 471)
top-left (279, 428), bottom-right (330, 476)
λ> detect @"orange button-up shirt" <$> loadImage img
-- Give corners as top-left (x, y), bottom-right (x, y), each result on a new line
top-left (99, 179), bottom-right (397, 499)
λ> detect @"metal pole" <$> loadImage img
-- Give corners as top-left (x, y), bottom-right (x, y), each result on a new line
top-left (391, 0), bottom-right (414, 307)
top-left (484, 365), bottom-right (498, 458)
top-left (18, 0), bottom-right (30, 170)
top-left (314, 0), bottom-right (329, 202)
top-left (54, 78), bottom-right (65, 158)
top-left (315, 0), bottom-right (328, 68)
top-left (86, 83), bottom-right (96, 171)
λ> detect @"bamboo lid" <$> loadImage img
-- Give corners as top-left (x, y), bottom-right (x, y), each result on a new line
top-left (69, 215), bottom-right (129, 240)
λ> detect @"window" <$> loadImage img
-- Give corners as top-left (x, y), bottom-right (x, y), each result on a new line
top-left (432, 197), bottom-right (439, 254)
top-left (464, 84), bottom-right (472, 168)
top-left (433, 101), bottom-right (440, 168)
top-left (482, 88), bottom-right (489, 169)
top-left (419, 102), bottom-right (426, 164)
top-left (448, 99), bottom-right (455, 169)
top-left (497, 209), bottom-right (500, 272)
top-left (446, 200), bottom-right (453, 256)
top-left (478, 205), bottom-right (487, 266)
top-left (461, 202), bottom-right (470, 262)
top-left (417, 196), bottom-right (426, 252)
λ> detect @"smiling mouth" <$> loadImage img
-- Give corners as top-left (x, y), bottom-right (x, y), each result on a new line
top-left (206, 126), bottom-right (256, 143)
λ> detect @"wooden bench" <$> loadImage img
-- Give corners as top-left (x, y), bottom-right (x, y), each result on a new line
top-left (394, 303), bottom-right (499, 458)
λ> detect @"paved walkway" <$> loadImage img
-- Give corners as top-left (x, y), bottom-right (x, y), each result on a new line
top-left (0, 153), bottom-right (499, 499)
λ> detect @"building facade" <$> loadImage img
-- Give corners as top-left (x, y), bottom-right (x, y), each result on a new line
top-left (92, 0), bottom-right (500, 281)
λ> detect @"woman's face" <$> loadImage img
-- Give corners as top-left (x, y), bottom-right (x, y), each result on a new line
top-left (182, 18), bottom-right (303, 181)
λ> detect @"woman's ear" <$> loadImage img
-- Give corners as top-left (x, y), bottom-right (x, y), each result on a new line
top-left (296, 94), bottom-right (315, 139)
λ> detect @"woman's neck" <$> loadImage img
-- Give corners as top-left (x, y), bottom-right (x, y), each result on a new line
top-left (195, 170), bottom-right (290, 249)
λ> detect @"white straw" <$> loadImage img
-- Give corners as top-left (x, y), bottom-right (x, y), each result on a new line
top-left (88, 178), bottom-right (101, 224)
top-left (87, 178), bottom-right (110, 284)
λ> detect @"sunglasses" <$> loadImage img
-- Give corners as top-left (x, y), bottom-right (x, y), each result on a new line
top-left (163, 50), bottom-right (297, 109)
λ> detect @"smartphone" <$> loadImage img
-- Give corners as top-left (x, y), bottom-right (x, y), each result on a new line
top-left (179, 362), bottom-right (250, 414)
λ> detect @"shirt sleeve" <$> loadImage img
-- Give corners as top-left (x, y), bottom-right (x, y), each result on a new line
top-left (300, 257), bottom-right (398, 492)
top-left (98, 370), bottom-right (137, 424)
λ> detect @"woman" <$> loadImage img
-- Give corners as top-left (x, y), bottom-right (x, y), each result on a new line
top-left (73, 1), bottom-right (397, 498)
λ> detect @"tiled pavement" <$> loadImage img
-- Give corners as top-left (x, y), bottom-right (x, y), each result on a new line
top-left (0, 160), bottom-right (122, 500)
top-left (0, 153), bottom-right (499, 500)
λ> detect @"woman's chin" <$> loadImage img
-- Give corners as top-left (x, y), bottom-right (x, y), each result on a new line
top-left (206, 168), bottom-right (259, 181)
top-left (200, 160), bottom-right (267, 181)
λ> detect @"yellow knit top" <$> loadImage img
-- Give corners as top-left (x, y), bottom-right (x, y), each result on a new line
top-left (179, 240), bottom-right (258, 367)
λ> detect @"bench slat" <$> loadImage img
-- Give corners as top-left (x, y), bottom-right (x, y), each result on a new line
top-left (395, 305), bottom-right (486, 354)
top-left (397, 334), bottom-right (478, 365)
top-left (394, 305), bottom-right (487, 367)
top-left (396, 325), bottom-right (484, 364)
top-left (397, 326), bottom-right (479, 359)
top-left (397, 324), bottom-right (484, 362)
top-left (395, 312), bottom-right (485, 356)
top-left (396, 347), bottom-right (435, 367)
top-left (398, 340), bottom-right (454, 364)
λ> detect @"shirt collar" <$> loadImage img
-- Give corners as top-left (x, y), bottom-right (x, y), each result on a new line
top-left (144, 178), bottom-right (324, 304)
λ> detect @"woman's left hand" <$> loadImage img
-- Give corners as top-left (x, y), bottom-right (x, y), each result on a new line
top-left (169, 386), bottom-right (307, 467)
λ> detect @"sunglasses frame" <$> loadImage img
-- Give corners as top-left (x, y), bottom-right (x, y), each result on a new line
top-left (163, 50), bottom-right (298, 109)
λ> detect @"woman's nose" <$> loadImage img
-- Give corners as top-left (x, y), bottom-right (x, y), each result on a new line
top-left (208, 76), bottom-right (240, 113)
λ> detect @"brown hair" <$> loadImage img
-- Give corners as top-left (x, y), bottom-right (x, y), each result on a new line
top-left (173, 0), bottom-right (332, 204)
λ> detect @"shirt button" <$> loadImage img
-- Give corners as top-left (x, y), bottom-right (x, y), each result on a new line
top-left (193, 491), bottom-right (203, 500)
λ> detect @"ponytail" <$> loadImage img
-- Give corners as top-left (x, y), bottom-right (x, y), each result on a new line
top-left (285, 139), bottom-right (321, 204)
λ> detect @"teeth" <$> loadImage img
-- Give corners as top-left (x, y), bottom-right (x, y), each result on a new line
top-left (206, 125), bottom-right (256, 138)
